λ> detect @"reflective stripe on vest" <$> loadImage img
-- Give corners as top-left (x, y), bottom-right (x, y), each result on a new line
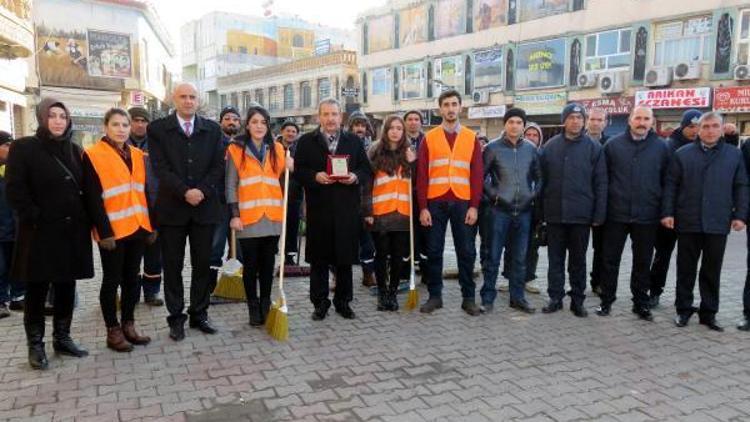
top-left (372, 168), bottom-right (410, 217)
top-left (227, 142), bottom-right (286, 225)
top-left (85, 140), bottom-right (152, 240)
top-left (426, 126), bottom-right (476, 200)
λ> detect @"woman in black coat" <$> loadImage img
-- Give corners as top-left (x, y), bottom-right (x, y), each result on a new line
top-left (6, 98), bottom-right (94, 370)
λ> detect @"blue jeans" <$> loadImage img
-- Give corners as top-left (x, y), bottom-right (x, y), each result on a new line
top-left (0, 241), bottom-right (23, 304)
top-left (359, 223), bottom-right (375, 275)
top-left (425, 201), bottom-right (477, 299)
top-left (480, 208), bottom-right (531, 305)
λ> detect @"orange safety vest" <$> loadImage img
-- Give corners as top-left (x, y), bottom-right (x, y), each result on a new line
top-left (85, 140), bottom-right (152, 240)
top-left (372, 167), bottom-right (411, 217)
top-left (425, 125), bottom-right (475, 200)
top-left (227, 141), bottom-right (285, 225)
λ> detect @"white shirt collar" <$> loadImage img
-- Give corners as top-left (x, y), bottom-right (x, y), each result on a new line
top-left (176, 114), bottom-right (195, 132)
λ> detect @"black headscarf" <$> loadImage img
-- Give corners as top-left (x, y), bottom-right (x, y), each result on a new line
top-left (35, 97), bottom-right (73, 142)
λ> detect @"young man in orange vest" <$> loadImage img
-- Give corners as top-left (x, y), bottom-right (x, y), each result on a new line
top-left (417, 90), bottom-right (484, 315)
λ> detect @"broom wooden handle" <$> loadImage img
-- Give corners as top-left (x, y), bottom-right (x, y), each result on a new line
top-left (277, 150), bottom-right (292, 296)
top-left (229, 228), bottom-right (236, 260)
top-left (408, 175), bottom-right (415, 278)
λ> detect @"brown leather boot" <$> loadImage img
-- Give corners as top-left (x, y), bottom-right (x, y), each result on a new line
top-left (362, 272), bottom-right (376, 287)
top-left (107, 326), bottom-right (133, 352)
top-left (122, 321), bottom-right (151, 345)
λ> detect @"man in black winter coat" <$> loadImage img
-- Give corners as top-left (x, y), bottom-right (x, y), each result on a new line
top-left (662, 112), bottom-right (749, 332)
top-left (595, 107), bottom-right (669, 321)
top-left (738, 133), bottom-right (750, 331)
top-left (649, 109), bottom-right (702, 307)
top-left (148, 83), bottom-right (225, 341)
top-left (586, 108), bottom-right (609, 296)
top-left (539, 103), bottom-right (607, 317)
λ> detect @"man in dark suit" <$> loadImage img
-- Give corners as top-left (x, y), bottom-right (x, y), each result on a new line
top-left (147, 83), bottom-right (225, 341)
top-left (293, 98), bottom-right (371, 321)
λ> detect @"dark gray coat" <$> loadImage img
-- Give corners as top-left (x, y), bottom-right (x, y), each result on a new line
top-left (663, 141), bottom-right (749, 235)
top-left (604, 129), bottom-right (670, 224)
top-left (294, 128), bottom-right (372, 265)
top-left (540, 133), bottom-right (607, 225)
top-left (482, 136), bottom-right (542, 216)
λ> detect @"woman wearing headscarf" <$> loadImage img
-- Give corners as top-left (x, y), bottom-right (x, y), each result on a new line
top-left (5, 98), bottom-right (94, 370)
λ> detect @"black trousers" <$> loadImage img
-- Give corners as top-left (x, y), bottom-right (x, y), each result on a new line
top-left (310, 263), bottom-right (352, 309)
top-left (373, 231), bottom-right (409, 293)
top-left (590, 225), bottom-right (605, 289)
top-left (745, 229), bottom-right (750, 318)
top-left (284, 181), bottom-right (304, 258)
top-left (675, 233), bottom-right (727, 319)
top-left (24, 280), bottom-right (76, 327)
top-left (649, 225), bottom-right (677, 297)
top-left (160, 223), bottom-right (215, 325)
top-left (140, 237), bottom-right (162, 297)
top-left (599, 222), bottom-right (657, 308)
top-left (547, 224), bottom-right (590, 306)
top-left (99, 236), bottom-right (146, 327)
top-left (239, 236), bottom-right (279, 304)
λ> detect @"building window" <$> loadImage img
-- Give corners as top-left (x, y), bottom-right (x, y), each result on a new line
top-left (739, 10), bottom-right (750, 65)
top-left (362, 72), bottom-right (368, 104)
top-left (400, 62), bottom-right (426, 100)
top-left (220, 94), bottom-right (227, 106)
top-left (300, 81), bottom-right (312, 108)
top-left (293, 34), bottom-right (305, 48)
top-left (283, 84), bottom-right (294, 110)
top-left (434, 55), bottom-right (464, 94)
top-left (371, 68), bottom-right (390, 96)
top-left (318, 78), bottom-right (331, 100)
top-left (585, 28), bottom-right (631, 72)
top-left (269, 87), bottom-right (279, 111)
top-left (653, 16), bottom-right (712, 66)
top-left (255, 89), bottom-right (264, 107)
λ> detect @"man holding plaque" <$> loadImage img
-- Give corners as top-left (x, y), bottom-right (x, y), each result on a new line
top-left (294, 98), bottom-right (372, 320)
top-left (417, 89), bottom-right (484, 316)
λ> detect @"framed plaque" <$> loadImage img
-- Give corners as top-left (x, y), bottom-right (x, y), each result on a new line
top-left (327, 154), bottom-right (350, 180)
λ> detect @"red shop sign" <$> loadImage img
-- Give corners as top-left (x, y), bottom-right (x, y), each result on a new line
top-left (713, 86), bottom-right (750, 113)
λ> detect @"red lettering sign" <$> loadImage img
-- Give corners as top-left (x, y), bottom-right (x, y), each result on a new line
top-left (714, 86), bottom-right (750, 113)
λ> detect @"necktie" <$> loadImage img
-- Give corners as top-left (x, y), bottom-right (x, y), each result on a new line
top-left (328, 135), bottom-right (336, 153)
top-left (184, 121), bottom-right (192, 137)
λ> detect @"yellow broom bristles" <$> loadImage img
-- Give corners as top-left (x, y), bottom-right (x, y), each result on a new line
top-left (405, 289), bottom-right (419, 311)
top-left (268, 309), bottom-right (288, 341)
top-left (213, 273), bottom-right (245, 300)
top-left (265, 300), bottom-right (280, 332)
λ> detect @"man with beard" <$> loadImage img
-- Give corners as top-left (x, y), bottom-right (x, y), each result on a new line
top-left (418, 90), bottom-right (484, 316)
top-left (347, 110), bottom-right (377, 287)
top-left (209, 106), bottom-right (241, 290)
top-left (279, 120), bottom-right (303, 264)
top-left (595, 106), bottom-right (669, 321)
top-left (127, 107), bottom-right (163, 306)
top-left (649, 109), bottom-right (701, 307)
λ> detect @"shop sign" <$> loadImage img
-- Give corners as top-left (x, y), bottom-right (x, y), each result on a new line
top-left (468, 105), bottom-right (507, 119)
top-left (713, 86), bottom-right (750, 113)
top-left (634, 87), bottom-right (711, 109)
top-left (576, 96), bottom-right (634, 115)
top-left (514, 92), bottom-right (567, 115)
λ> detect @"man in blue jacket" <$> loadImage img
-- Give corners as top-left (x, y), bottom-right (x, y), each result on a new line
top-left (649, 109), bottom-right (701, 307)
top-left (0, 131), bottom-right (22, 318)
top-left (479, 107), bottom-right (542, 314)
top-left (662, 112), bottom-right (748, 332)
top-left (539, 103), bottom-right (607, 317)
top-left (595, 107), bottom-right (669, 320)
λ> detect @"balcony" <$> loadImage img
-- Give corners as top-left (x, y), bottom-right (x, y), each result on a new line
top-left (0, 0), bottom-right (33, 59)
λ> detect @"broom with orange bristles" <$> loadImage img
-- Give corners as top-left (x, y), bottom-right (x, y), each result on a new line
top-left (404, 175), bottom-right (419, 311)
top-left (266, 150), bottom-right (292, 341)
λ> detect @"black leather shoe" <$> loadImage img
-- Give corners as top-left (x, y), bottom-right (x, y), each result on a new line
top-left (632, 306), bottom-right (654, 322)
top-left (699, 318), bottom-right (724, 332)
top-left (510, 300), bottom-right (536, 314)
top-left (311, 307), bottom-right (328, 321)
top-left (52, 317), bottom-right (88, 357)
top-left (738, 318), bottom-right (750, 331)
top-left (542, 301), bottom-right (563, 314)
top-left (674, 314), bottom-right (691, 327)
top-left (571, 304), bottom-right (588, 318)
top-left (169, 323), bottom-right (185, 341)
top-left (189, 319), bottom-right (218, 334)
top-left (595, 304), bottom-right (611, 316)
top-left (461, 299), bottom-right (480, 316)
top-left (419, 297), bottom-right (443, 313)
top-left (29, 343), bottom-right (48, 370)
top-left (335, 304), bottom-right (356, 319)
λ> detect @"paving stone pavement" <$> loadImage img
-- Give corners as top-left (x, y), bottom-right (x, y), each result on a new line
top-left (1, 231), bottom-right (750, 421)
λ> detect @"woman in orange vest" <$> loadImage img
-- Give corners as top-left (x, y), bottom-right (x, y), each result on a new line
top-left (363, 115), bottom-right (416, 311)
top-left (83, 108), bottom-right (156, 352)
top-left (227, 106), bottom-right (287, 326)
